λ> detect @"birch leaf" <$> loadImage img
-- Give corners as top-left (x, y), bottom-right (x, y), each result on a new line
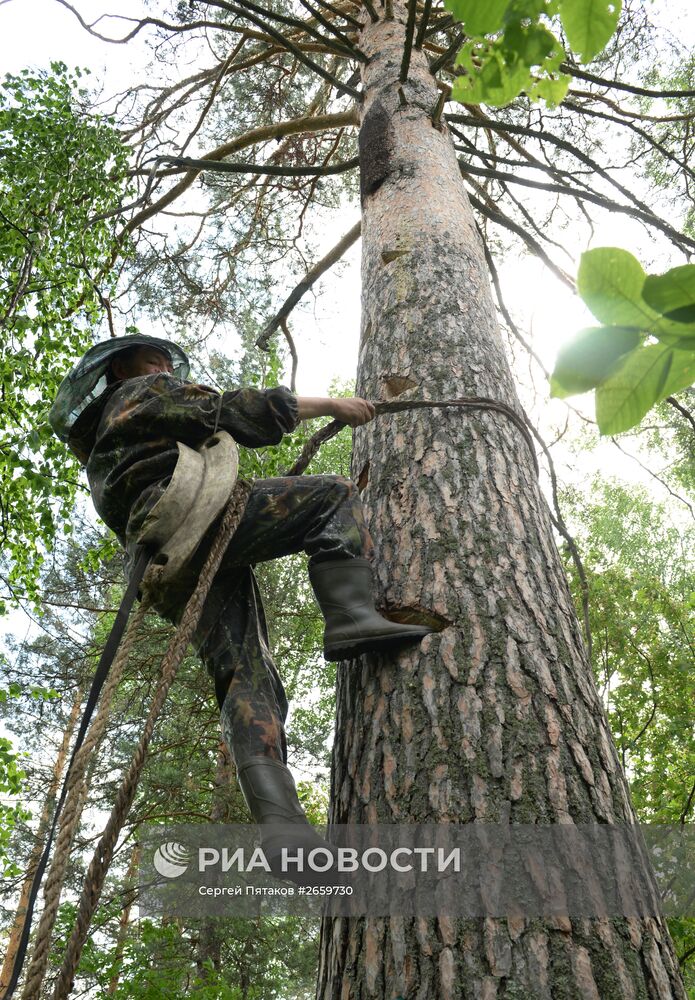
top-left (559, 0), bottom-right (622, 61)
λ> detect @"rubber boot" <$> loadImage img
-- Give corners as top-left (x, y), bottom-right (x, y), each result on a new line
top-left (236, 755), bottom-right (339, 887)
top-left (309, 557), bottom-right (434, 661)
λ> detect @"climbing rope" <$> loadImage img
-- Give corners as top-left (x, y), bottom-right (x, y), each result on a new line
top-left (286, 397), bottom-right (539, 477)
top-left (19, 598), bottom-right (151, 1000)
top-left (6, 393), bottom-right (536, 999)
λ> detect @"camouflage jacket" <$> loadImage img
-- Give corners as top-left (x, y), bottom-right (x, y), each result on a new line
top-left (76, 373), bottom-right (298, 552)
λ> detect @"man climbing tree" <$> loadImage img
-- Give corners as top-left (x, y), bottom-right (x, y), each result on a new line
top-left (48, 334), bottom-right (432, 879)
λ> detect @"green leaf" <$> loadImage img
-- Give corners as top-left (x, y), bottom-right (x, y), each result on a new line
top-left (445, 0), bottom-right (508, 34)
top-left (653, 330), bottom-right (695, 350)
top-left (558, 0), bottom-right (622, 61)
top-left (507, 0), bottom-right (554, 18)
top-left (595, 344), bottom-right (695, 434)
top-left (577, 247), bottom-right (657, 328)
top-left (642, 264), bottom-right (695, 323)
top-left (550, 326), bottom-right (641, 398)
top-left (530, 72), bottom-right (571, 106)
top-left (658, 348), bottom-right (695, 398)
top-left (503, 22), bottom-right (558, 67)
top-left (454, 44), bottom-right (531, 106)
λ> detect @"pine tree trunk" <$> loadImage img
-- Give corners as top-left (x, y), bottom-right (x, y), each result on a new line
top-left (316, 5), bottom-right (686, 998)
top-left (106, 844), bottom-right (140, 997)
top-left (195, 742), bottom-right (234, 980)
top-left (0, 685), bottom-right (83, 995)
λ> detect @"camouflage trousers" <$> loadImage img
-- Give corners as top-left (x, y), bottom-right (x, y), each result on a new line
top-left (157, 475), bottom-right (374, 769)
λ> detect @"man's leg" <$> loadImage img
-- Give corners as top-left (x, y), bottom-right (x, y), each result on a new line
top-left (189, 474), bottom-right (370, 764)
top-left (192, 564), bottom-right (338, 885)
top-left (218, 474), bottom-right (432, 660)
top-left (193, 567), bottom-right (288, 768)
top-left (180, 475), bottom-right (364, 767)
top-left (220, 474), bottom-right (374, 566)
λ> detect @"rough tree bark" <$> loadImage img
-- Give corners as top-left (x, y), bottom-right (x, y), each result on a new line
top-left (316, 5), bottom-right (686, 998)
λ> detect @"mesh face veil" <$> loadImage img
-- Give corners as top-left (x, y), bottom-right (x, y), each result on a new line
top-left (48, 335), bottom-right (191, 445)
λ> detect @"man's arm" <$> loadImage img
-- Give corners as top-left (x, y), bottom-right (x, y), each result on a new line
top-left (296, 396), bottom-right (376, 427)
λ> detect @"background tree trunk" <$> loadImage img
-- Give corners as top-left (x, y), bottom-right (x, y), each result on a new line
top-left (0, 685), bottom-right (83, 995)
top-left (195, 742), bottom-right (235, 979)
top-left (316, 5), bottom-right (686, 998)
top-left (106, 844), bottom-right (140, 997)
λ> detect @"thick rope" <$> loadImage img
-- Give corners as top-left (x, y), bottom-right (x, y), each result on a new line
top-left (285, 396), bottom-right (539, 477)
top-left (20, 597), bottom-right (151, 1000)
top-left (50, 480), bottom-right (252, 1000)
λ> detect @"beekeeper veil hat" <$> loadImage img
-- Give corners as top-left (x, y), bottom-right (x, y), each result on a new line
top-left (48, 334), bottom-right (190, 445)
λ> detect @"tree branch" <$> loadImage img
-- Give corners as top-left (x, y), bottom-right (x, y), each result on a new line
top-left (568, 88), bottom-right (695, 124)
top-left (458, 161), bottom-right (695, 252)
top-left (563, 101), bottom-right (695, 183)
top-left (399, 0), bottom-right (418, 82)
top-left (179, 41), bottom-right (246, 157)
top-left (415, 0), bottom-right (433, 49)
top-left (152, 155), bottom-right (359, 176)
top-left (202, 0), bottom-right (365, 77)
top-left (123, 109), bottom-right (358, 233)
top-left (561, 62), bottom-right (695, 99)
top-left (312, 0), bottom-right (362, 29)
top-left (465, 187), bottom-right (575, 289)
top-left (256, 220), bottom-right (361, 348)
top-left (297, 0), bottom-right (358, 52)
top-left (665, 396), bottom-right (695, 433)
top-left (610, 438), bottom-right (695, 518)
top-left (450, 112), bottom-right (695, 252)
top-left (429, 31), bottom-right (464, 75)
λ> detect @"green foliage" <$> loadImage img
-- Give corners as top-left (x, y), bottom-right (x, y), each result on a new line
top-left (0, 681), bottom-right (30, 876)
top-left (633, 53), bottom-right (695, 241)
top-left (0, 738), bottom-right (28, 877)
top-left (561, 478), bottom-right (695, 987)
top-left (561, 479), bottom-right (694, 823)
top-left (445, 0), bottom-right (621, 108)
top-left (51, 900), bottom-right (318, 999)
top-left (0, 63), bottom-right (130, 600)
top-left (550, 249), bottom-right (695, 433)
top-left (639, 390), bottom-right (695, 499)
